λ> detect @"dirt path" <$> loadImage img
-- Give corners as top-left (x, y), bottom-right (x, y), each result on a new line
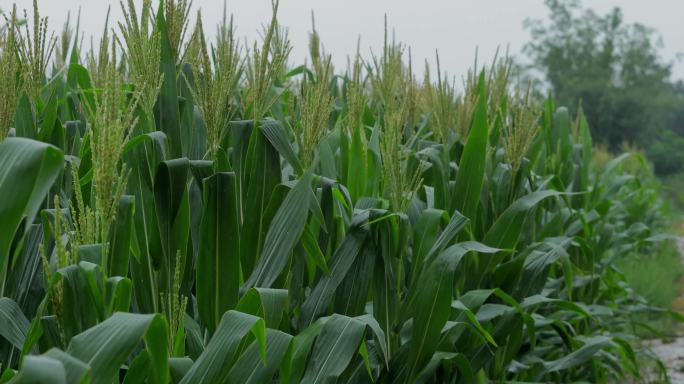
top-left (648, 338), bottom-right (684, 382)
top-left (646, 236), bottom-right (684, 383)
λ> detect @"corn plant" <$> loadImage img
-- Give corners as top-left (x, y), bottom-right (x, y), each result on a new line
top-left (0, 1), bottom-right (677, 383)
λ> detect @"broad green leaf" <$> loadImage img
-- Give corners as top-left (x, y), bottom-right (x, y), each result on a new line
top-left (424, 210), bottom-right (469, 264)
top-left (452, 71), bottom-right (488, 221)
top-left (245, 173), bottom-right (312, 288)
top-left (236, 288), bottom-right (289, 328)
top-left (3, 224), bottom-right (43, 319)
top-left (333, 243), bottom-right (375, 317)
top-left (67, 312), bottom-right (168, 384)
top-left (346, 123), bottom-right (367, 202)
top-left (13, 94), bottom-right (35, 139)
top-left (106, 276), bottom-right (133, 314)
top-left (126, 131), bottom-right (166, 313)
top-left (299, 227), bottom-right (366, 328)
top-left (542, 336), bottom-right (614, 373)
top-left (57, 261), bottom-right (110, 340)
top-left (123, 351), bottom-right (152, 384)
top-left (0, 138), bottom-right (63, 293)
top-left (154, 6), bottom-right (183, 157)
top-left (281, 316), bottom-right (328, 384)
top-left (260, 119), bottom-right (303, 174)
top-left (44, 348), bottom-right (91, 384)
top-left (0, 298), bottom-right (30, 350)
top-left (239, 122), bottom-right (282, 276)
top-left (107, 195), bottom-right (135, 277)
top-left (410, 208), bottom-right (448, 284)
top-left (10, 355), bottom-right (66, 384)
top-left (226, 329), bottom-right (293, 384)
top-left (169, 357), bottom-right (194, 383)
top-left (197, 172), bottom-right (241, 334)
top-left (300, 225), bottom-right (329, 275)
top-left (483, 190), bottom-right (562, 249)
top-left (154, 158), bottom-right (190, 297)
top-left (406, 242), bottom-right (499, 381)
top-left (180, 310), bottom-right (265, 384)
top-left (301, 314), bottom-right (366, 384)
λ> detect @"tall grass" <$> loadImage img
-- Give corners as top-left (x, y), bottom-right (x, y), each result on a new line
top-left (0, 1), bottom-right (678, 383)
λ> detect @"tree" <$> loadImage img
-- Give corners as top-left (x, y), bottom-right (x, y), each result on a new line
top-left (523, 0), bottom-right (684, 165)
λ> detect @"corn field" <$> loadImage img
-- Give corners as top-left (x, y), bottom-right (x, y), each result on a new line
top-left (0, 1), bottom-right (676, 383)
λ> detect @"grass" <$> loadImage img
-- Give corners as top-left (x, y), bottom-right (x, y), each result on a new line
top-left (621, 239), bottom-right (683, 311)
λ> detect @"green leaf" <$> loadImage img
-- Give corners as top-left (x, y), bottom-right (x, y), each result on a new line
top-left (300, 225), bottom-right (329, 275)
top-left (169, 357), bottom-right (193, 383)
top-left (410, 208), bottom-right (449, 284)
top-left (180, 310), bottom-right (265, 384)
top-left (10, 355), bottom-right (67, 383)
top-left (126, 131), bottom-right (167, 313)
top-left (226, 329), bottom-right (293, 384)
top-left (333, 244), bottom-right (375, 317)
top-left (106, 276), bottom-right (133, 314)
top-left (107, 195), bottom-right (135, 277)
top-left (236, 288), bottom-right (289, 328)
top-left (299, 227), bottom-right (366, 328)
top-left (38, 86), bottom-right (59, 143)
top-left (44, 348), bottom-right (91, 384)
top-left (542, 336), bottom-right (614, 373)
top-left (245, 173), bottom-right (312, 288)
top-left (154, 6), bottom-right (183, 157)
top-left (424, 210), bottom-right (469, 264)
top-left (154, 158), bottom-right (190, 297)
top-left (56, 262), bottom-right (104, 340)
top-left (0, 138), bottom-right (63, 293)
top-left (3, 223), bottom-right (43, 320)
top-left (123, 131), bottom-right (168, 157)
top-left (483, 190), bottom-right (562, 249)
top-left (260, 119), bottom-right (303, 174)
top-left (346, 124), bottom-right (367, 202)
top-left (0, 298), bottom-right (30, 350)
top-left (13, 94), bottom-right (35, 138)
top-left (452, 71), bottom-right (488, 221)
top-left (406, 242), bottom-right (499, 381)
top-left (300, 314), bottom-right (366, 384)
top-left (67, 312), bottom-right (168, 384)
top-left (240, 122), bottom-right (282, 276)
top-left (197, 172), bottom-right (241, 334)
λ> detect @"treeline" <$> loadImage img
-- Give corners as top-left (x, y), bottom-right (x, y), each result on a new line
top-left (524, 0), bottom-right (684, 175)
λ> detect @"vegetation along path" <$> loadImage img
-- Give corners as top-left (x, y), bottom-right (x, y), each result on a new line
top-left (648, 235), bottom-right (684, 382)
top-left (0, 0), bottom-right (680, 381)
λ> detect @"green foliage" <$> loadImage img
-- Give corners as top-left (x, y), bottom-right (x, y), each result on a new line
top-left (0, 1), bottom-right (677, 383)
top-left (620, 240), bottom-right (682, 310)
top-left (648, 130), bottom-right (684, 175)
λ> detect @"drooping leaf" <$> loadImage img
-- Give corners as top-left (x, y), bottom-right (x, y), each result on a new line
top-left (0, 138), bottom-right (63, 291)
top-left (0, 298), bottom-right (30, 350)
top-left (67, 312), bottom-right (168, 384)
top-left (226, 329), bottom-right (293, 384)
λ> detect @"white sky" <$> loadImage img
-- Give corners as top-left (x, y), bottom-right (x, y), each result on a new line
top-left (5, 0), bottom-right (684, 82)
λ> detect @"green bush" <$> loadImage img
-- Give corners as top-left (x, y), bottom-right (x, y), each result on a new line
top-left (649, 130), bottom-right (684, 175)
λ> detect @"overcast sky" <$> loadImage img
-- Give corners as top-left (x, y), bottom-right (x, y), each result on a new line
top-left (7, 0), bottom-right (684, 82)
